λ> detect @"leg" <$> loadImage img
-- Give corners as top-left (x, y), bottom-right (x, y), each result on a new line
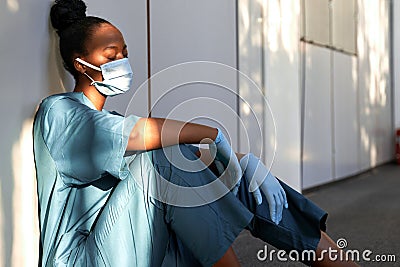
top-left (82, 161), bottom-right (171, 267)
top-left (151, 145), bottom-right (253, 267)
top-left (195, 147), bottom-right (242, 267)
top-left (312, 231), bottom-right (359, 267)
top-left (195, 148), bottom-right (242, 267)
top-left (236, 177), bottom-right (361, 266)
top-left (236, 176), bottom-right (327, 266)
top-left (73, 146), bottom-right (209, 266)
top-left (170, 147), bottom-right (357, 266)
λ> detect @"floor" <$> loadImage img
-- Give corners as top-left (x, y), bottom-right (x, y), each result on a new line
top-left (233, 162), bottom-right (400, 266)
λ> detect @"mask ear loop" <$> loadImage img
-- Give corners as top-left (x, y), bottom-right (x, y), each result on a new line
top-left (83, 73), bottom-right (97, 85)
top-left (75, 58), bottom-right (102, 71)
top-left (75, 58), bottom-right (102, 85)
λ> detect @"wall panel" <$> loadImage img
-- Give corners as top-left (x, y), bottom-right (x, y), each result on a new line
top-left (150, 0), bottom-right (239, 149)
top-left (333, 52), bottom-right (359, 179)
top-left (357, 0), bottom-right (392, 170)
top-left (303, 44), bottom-right (333, 189)
top-left (238, 0), bottom-right (264, 158)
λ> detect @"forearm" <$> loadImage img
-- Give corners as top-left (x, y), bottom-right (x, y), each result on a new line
top-left (126, 117), bottom-right (218, 151)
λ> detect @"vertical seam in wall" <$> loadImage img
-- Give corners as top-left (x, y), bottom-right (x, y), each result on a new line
top-left (329, 0), bottom-right (336, 181)
top-left (389, 0), bottom-right (395, 154)
top-left (357, 57), bottom-right (361, 171)
top-left (300, 0), bottom-right (306, 191)
top-left (146, 0), bottom-right (152, 117)
top-left (330, 51), bottom-right (336, 181)
top-left (356, 0), bottom-right (361, 173)
top-left (261, 0), bottom-right (266, 163)
top-left (235, 0), bottom-right (240, 152)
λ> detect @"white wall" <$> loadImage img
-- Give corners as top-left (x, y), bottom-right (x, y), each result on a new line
top-left (238, 0), bottom-right (393, 190)
top-left (264, 0), bottom-right (302, 190)
top-left (333, 52), bottom-right (359, 179)
top-left (302, 47), bottom-right (361, 188)
top-left (238, 0), bottom-right (302, 191)
top-left (302, 45), bottom-right (333, 188)
top-left (237, 0), bottom-right (266, 170)
top-left (0, 1), bottom-right (56, 266)
top-left (302, 0), bottom-right (392, 189)
top-left (149, 0), bottom-right (239, 150)
top-left (357, 0), bottom-right (392, 170)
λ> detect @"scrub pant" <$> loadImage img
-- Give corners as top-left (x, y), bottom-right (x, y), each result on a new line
top-left (71, 144), bottom-right (327, 267)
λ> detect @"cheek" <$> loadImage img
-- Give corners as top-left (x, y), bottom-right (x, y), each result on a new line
top-left (86, 69), bottom-right (104, 81)
top-left (84, 57), bottom-right (106, 81)
top-left (83, 53), bottom-right (108, 80)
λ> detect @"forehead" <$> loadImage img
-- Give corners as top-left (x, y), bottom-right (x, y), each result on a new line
top-left (87, 23), bottom-right (126, 50)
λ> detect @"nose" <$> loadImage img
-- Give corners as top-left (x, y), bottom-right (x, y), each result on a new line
top-left (116, 53), bottom-right (125, 60)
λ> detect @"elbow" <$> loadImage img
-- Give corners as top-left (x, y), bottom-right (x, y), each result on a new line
top-left (126, 130), bottom-right (139, 152)
top-left (126, 118), bottom-right (163, 152)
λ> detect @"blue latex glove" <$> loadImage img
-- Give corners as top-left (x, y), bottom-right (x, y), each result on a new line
top-left (239, 153), bottom-right (288, 224)
top-left (214, 159), bottom-right (241, 195)
top-left (209, 128), bottom-right (242, 195)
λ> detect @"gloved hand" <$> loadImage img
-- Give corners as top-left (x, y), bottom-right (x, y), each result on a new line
top-left (209, 128), bottom-right (242, 195)
top-left (240, 153), bottom-right (288, 224)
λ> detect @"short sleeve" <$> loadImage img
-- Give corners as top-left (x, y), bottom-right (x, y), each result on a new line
top-left (43, 98), bottom-right (140, 186)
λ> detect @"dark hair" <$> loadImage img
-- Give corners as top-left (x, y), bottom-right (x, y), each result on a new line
top-left (50, 0), bottom-right (110, 80)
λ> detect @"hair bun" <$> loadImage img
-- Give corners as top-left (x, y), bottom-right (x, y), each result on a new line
top-left (50, 0), bottom-right (87, 32)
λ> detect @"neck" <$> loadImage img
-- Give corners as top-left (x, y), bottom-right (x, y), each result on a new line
top-left (74, 83), bottom-right (106, 111)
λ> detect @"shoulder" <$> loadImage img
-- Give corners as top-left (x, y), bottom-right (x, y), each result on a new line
top-left (38, 92), bottom-right (99, 125)
top-left (38, 92), bottom-right (86, 114)
top-left (35, 92), bottom-right (92, 135)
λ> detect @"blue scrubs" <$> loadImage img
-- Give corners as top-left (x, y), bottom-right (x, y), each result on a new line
top-left (33, 92), bottom-right (327, 267)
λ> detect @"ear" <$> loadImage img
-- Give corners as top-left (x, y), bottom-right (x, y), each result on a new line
top-left (73, 58), bottom-right (86, 74)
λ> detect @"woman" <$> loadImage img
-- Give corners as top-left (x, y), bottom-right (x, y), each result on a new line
top-left (33, 0), bottom-right (357, 266)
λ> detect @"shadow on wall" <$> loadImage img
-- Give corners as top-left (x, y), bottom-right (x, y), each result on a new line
top-left (47, 18), bottom-right (73, 95)
top-left (238, 0), bottom-right (299, 168)
top-left (0, 0), bottom-right (72, 266)
top-left (238, 0), bottom-right (265, 158)
top-left (238, 0), bottom-right (301, 190)
top-left (358, 0), bottom-right (392, 169)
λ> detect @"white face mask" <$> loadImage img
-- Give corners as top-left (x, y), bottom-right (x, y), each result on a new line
top-left (75, 58), bottom-right (133, 96)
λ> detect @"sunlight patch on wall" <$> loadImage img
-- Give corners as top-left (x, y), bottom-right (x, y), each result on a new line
top-left (7, 0), bottom-right (19, 13)
top-left (365, 0), bottom-right (389, 108)
top-left (360, 0), bottom-right (391, 166)
top-left (360, 127), bottom-right (370, 155)
top-left (280, 0), bottom-right (300, 63)
top-left (266, 0), bottom-right (280, 53)
top-left (11, 118), bottom-right (39, 267)
top-left (265, 0), bottom-right (299, 63)
top-left (370, 143), bottom-right (377, 167)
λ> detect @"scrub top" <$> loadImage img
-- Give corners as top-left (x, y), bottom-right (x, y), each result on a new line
top-left (33, 92), bottom-right (254, 267)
